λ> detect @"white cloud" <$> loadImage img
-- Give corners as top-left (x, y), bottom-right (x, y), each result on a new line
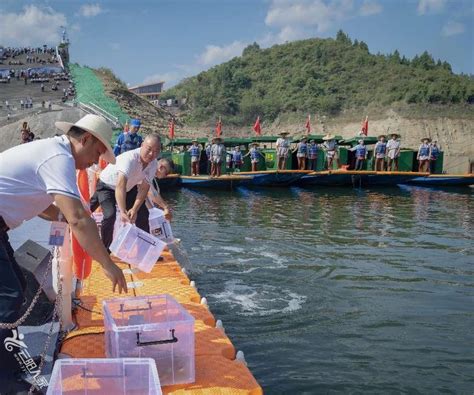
top-left (265, 0), bottom-right (354, 33)
top-left (0, 5), bottom-right (66, 46)
top-left (417, 0), bottom-right (446, 15)
top-left (198, 40), bottom-right (247, 66)
top-left (79, 4), bottom-right (102, 17)
top-left (441, 20), bottom-right (465, 37)
top-left (359, 0), bottom-right (382, 16)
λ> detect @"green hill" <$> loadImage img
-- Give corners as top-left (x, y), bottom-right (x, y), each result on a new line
top-left (163, 31), bottom-right (474, 126)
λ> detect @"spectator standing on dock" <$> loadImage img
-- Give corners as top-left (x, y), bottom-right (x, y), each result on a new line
top-left (205, 140), bottom-right (212, 174)
top-left (293, 136), bottom-right (308, 170)
top-left (188, 139), bottom-right (201, 176)
top-left (322, 134), bottom-right (340, 170)
top-left (386, 133), bottom-right (401, 171)
top-left (114, 118), bottom-right (142, 156)
top-left (351, 139), bottom-right (368, 170)
top-left (429, 140), bottom-right (441, 174)
top-left (307, 139), bottom-right (319, 171)
top-left (91, 134), bottom-right (161, 250)
top-left (0, 114), bottom-right (127, 392)
top-left (276, 131), bottom-right (291, 170)
top-left (417, 138), bottom-right (432, 173)
top-left (244, 142), bottom-right (264, 172)
top-left (231, 146), bottom-right (243, 172)
top-left (147, 158), bottom-right (174, 220)
top-left (210, 137), bottom-right (225, 177)
top-left (374, 135), bottom-right (387, 171)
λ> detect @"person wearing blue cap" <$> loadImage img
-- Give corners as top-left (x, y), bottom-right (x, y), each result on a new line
top-left (113, 118), bottom-right (143, 156)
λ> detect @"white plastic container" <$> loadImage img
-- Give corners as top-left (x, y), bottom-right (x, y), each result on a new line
top-left (148, 208), bottom-right (174, 243)
top-left (103, 295), bottom-right (195, 386)
top-left (47, 358), bottom-right (162, 395)
top-left (110, 223), bottom-right (166, 273)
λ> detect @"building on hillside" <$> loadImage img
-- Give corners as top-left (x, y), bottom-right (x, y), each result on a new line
top-left (128, 81), bottom-right (164, 105)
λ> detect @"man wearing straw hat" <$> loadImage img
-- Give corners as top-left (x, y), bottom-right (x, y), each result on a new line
top-left (276, 131), bottom-right (291, 170)
top-left (386, 133), bottom-right (401, 171)
top-left (373, 135), bottom-right (387, 171)
top-left (293, 136), bottom-right (308, 170)
top-left (0, 114), bottom-right (127, 391)
top-left (322, 133), bottom-right (340, 170)
top-left (417, 137), bottom-right (432, 172)
top-left (244, 142), bottom-right (264, 172)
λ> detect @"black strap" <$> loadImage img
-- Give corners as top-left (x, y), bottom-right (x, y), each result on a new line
top-left (0, 216), bottom-right (9, 232)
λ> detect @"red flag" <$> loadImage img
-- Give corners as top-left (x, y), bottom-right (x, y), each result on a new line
top-left (253, 116), bottom-right (261, 136)
top-left (361, 116), bottom-right (368, 136)
top-left (168, 118), bottom-right (175, 139)
top-left (305, 114), bottom-right (311, 135)
top-left (215, 117), bottom-right (222, 137)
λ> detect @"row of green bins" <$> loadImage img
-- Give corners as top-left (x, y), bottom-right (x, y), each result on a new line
top-left (398, 150), bottom-right (416, 172)
top-left (262, 149), bottom-right (292, 170)
top-left (432, 152), bottom-right (443, 174)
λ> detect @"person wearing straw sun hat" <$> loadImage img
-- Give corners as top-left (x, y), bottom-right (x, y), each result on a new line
top-left (0, 114), bottom-right (128, 390)
top-left (386, 133), bottom-right (401, 171)
top-left (417, 137), bottom-right (432, 172)
top-left (322, 133), bottom-right (340, 170)
top-left (374, 134), bottom-right (387, 171)
top-left (307, 139), bottom-right (319, 171)
top-left (276, 131), bottom-right (291, 170)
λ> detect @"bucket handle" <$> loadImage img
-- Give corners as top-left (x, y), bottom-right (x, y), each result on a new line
top-left (136, 329), bottom-right (178, 346)
top-left (119, 301), bottom-right (152, 313)
top-left (137, 233), bottom-right (158, 246)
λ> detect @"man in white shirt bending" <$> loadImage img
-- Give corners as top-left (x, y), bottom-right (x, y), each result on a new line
top-left (0, 114), bottom-right (127, 392)
top-left (92, 134), bottom-right (161, 250)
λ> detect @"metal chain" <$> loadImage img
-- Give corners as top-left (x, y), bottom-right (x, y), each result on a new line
top-left (28, 246), bottom-right (64, 394)
top-left (0, 248), bottom-right (54, 329)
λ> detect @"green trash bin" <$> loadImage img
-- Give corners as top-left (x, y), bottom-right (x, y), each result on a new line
top-left (171, 152), bottom-right (191, 176)
top-left (398, 149), bottom-right (416, 172)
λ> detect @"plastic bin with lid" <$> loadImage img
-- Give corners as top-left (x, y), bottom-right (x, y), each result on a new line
top-left (109, 223), bottom-right (166, 273)
top-left (47, 357), bottom-right (162, 395)
top-left (103, 294), bottom-right (195, 386)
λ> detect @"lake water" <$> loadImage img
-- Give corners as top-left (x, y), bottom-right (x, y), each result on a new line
top-left (10, 185), bottom-right (474, 393)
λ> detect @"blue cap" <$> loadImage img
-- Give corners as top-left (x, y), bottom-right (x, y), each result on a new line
top-left (130, 119), bottom-right (141, 127)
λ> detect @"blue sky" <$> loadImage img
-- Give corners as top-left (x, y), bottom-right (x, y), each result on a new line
top-left (1, 0), bottom-right (473, 89)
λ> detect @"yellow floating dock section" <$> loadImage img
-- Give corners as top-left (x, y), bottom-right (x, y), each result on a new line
top-left (60, 250), bottom-right (262, 395)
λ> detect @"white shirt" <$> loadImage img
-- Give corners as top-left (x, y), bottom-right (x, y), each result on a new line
top-left (386, 139), bottom-right (400, 159)
top-left (276, 138), bottom-right (289, 148)
top-left (0, 135), bottom-right (80, 229)
top-left (99, 147), bottom-right (157, 191)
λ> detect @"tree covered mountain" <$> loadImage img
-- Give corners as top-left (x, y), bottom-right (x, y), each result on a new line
top-left (163, 31), bottom-right (474, 126)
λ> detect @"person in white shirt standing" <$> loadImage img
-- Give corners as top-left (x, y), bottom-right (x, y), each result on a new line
top-left (276, 131), bottom-right (291, 170)
top-left (386, 133), bottom-right (401, 171)
top-left (91, 134), bottom-right (161, 250)
top-left (0, 114), bottom-right (127, 392)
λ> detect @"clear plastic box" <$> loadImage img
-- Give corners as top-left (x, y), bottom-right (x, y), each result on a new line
top-left (103, 295), bottom-right (195, 386)
top-left (148, 208), bottom-right (174, 243)
top-left (109, 223), bottom-right (166, 273)
top-left (47, 358), bottom-right (162, 395)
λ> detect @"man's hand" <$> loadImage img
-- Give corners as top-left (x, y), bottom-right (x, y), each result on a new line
top-left (120, 211), bottom-right (131, 224)
top-left (127, 207), bottom-right (138, 224)
top-left (101, 260), bottom-right (128, 294)
top-left (164, 208), bottom-right (172, 222)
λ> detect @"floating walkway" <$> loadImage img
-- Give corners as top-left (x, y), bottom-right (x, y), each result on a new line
top-left (60, 250), bottom-right (262, 394)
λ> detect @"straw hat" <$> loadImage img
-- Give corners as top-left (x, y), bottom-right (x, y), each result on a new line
top-left (191, 138), bottom-right (198, 143)
top-left (390, 133), bottom-right (400, 138)
top-left (55, 114), bottom-right (115, 164)
top-left (309, 139), bottom-right (315, 143)
top-left (377, 134), bottom-right (386, 139)
top-left (323, 133), bottom-right (335, 140)
top-left (421, 137), bottom-right (431, 142)
top-left (279, 131), bottom-right (289, 136)
top-left (250, 142), bottom-right (259, 146)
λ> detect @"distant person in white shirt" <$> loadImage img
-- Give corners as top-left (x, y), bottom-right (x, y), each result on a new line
top-left (276, 131), bottom-right (291, 170)
top-left (386, 133), bottom-right (401, 171)
top-left (91, 134), bottom-right (161, 250)
top-left (322, 134), bottom-right (340, 170)
top-left (0, 114), bottom-right (127, 390)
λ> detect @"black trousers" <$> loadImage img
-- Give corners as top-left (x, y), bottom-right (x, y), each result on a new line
top-left (0, 225), bottom-right (30, 391)
top-left (91, 182), bottom-right (150, 250)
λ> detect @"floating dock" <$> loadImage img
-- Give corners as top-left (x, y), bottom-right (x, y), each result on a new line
top-left (59, 250), bottom-right (262, 394)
